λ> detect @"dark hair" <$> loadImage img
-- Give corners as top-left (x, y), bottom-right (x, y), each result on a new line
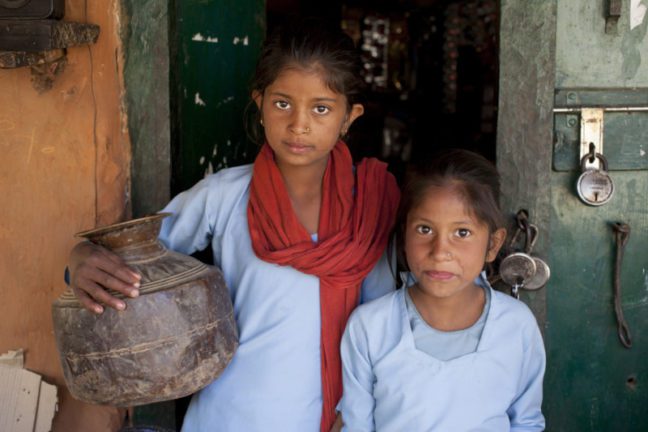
top-left (246, 18), bottom-right (365, 144)
top-left (395, 149), bottom-right (505, 271)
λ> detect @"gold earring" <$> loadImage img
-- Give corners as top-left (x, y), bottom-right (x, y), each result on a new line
top-left (260, 118), bottom-right (264, 126)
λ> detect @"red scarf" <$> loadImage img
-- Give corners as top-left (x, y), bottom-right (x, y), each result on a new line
top-left (247, 141), bottom-right (399, 431)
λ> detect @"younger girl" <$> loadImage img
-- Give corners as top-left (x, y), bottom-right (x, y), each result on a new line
top-left (67, 19), bottom-right (400, 432)
top-left (339, 149), bottom-right (545, 431)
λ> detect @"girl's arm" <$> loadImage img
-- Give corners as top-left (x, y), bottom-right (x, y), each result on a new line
top-left (339, 313), bottom-right (376, 432)
top-left (508, 322), bottom-right (546, 431)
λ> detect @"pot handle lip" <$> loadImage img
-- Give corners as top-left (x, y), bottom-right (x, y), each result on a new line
top-left (75, 212), bottom-right (173, 239)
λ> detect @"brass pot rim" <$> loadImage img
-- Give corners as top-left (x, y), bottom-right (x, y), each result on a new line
top-left (75, 212), bottom-right (172, 239)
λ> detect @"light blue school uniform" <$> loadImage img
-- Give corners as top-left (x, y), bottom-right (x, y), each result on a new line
top-left (339, 275), bottom-right (546, 432)
top-left (157, 164), bottom-right (395, 432)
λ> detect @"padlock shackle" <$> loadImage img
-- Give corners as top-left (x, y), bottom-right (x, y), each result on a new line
top-left (580, 151), bottom-right (608, 172)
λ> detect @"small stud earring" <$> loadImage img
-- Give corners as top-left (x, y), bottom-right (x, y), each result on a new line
top-left (260, 118), bottom-right (264, 126)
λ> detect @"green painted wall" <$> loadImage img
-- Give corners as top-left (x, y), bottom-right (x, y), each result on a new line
top-left (171, 0), bottom-right (265, 195)
top-left (556, 0), bottom-right (648, 87)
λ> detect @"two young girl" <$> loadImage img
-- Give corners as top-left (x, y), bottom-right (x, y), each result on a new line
top-left (68, 20), bottom-right (399, 432)
top-left (67, 17), bottom-right (544, 432)
top-left (339, 150), bottom-right (546, 431)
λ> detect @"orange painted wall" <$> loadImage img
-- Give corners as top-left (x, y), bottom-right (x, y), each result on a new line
top-left (0, 1), bottom-right (130, 430)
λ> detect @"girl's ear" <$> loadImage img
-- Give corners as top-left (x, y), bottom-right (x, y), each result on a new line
top-left (252, 90), bottom-right (263, 109)
top-left (342, 103), bottom-right (364, 133)
top-left (485, 228), bottom-right (506, 263)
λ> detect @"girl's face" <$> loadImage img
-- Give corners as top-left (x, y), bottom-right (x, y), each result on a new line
top-left (404, 184), bottom-right (505, 301)
top-left (253, 67), bottom-right (364, 173)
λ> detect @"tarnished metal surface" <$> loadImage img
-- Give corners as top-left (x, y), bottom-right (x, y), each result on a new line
top-left (52, 214), bottom-right (238, 406)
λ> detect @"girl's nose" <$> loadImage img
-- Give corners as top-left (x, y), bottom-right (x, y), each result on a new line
top-left (289, 109), bottom-right (311, 135)
top-left (429, 238), bottom-right (453, 261)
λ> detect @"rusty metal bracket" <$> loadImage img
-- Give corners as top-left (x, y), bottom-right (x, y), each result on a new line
top-left (606, 0), bottom-right (622, 34)
top-left (0, 20), bottom-right (99, 54)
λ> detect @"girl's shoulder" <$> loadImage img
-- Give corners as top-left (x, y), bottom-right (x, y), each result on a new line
top-left (196, 164), bottom-right (254, 208)
top-left (202, 164), bottom-right (253, 190)
top-left (349, 289), bottom-right (403, 327)
top-left (489, 288), bottom-right (541, 329)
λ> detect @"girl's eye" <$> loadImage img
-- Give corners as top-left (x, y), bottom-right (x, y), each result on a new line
top-left (455, 228), bottom-right (472, 238)
top-left (313, 105), bottom-right (330, 115)
top-left (415, 225), bottom-right (432, 235)
top-left (274, 101), bottom-right (290, 110)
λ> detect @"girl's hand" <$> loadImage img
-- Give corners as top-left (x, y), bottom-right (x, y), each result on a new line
top-left (329, 413), bottom-right (343, 432)
top-left (68, 241), bottom-right (141, 314)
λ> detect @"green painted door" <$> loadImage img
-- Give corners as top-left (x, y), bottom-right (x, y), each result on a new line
top-left (499, 1), bottom-right (648, 430)
top-left (171, 0), bottom-right (265, 195)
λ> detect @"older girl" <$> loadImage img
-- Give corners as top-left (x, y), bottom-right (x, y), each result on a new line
top-left (68, 19), bottom-right (399, 432)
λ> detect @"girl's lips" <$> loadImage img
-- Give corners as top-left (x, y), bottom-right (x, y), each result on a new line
top-left (424, 270), bottom-right (455, 280)
top-left (284, 142), bottom-right (311, 154)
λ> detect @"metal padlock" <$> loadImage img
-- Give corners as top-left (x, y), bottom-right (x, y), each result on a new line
top-left (499, 252), bottom-right (537, 287)
top-left (577, 152), bottom-right (614, 206)
top-left (524, 257), bottom-right (551, 290)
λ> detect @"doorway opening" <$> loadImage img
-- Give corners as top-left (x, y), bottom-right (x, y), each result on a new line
top-left (267, 0), bottom-right (499, 181)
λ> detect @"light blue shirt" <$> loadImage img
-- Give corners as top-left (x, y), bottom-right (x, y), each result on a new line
top-left (340, 278), bottom-right (546, 432)
top-left (158, 165), bottom-right (395, 432)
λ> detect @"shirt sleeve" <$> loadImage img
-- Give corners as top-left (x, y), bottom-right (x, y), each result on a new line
top-left (158, 176), bottom-right (217, 256)
top-left (339, 312), bottom-right (376, 432)
top-left (508, 319), bottom-right (546, 431)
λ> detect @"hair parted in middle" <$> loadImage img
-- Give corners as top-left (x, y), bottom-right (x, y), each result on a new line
top-left (246, 17), bottom-right (366, 144)
top-left (395, 148), bottom-right (505, 272)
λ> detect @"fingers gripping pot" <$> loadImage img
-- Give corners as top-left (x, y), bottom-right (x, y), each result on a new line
top-left (52, 214), bottom-right (238, 406)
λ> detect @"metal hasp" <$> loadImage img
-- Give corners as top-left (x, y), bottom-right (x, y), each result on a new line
top-left (580, 108), bottom-right (604, 170)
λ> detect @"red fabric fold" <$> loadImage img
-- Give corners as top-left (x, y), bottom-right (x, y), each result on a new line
top-left (247, 141), bottom-right (400, 431)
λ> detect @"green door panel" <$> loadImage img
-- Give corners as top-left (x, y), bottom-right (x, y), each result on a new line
top-left (172, 0), bottom-right (265, 194)
top-left (546, 172), bottom-right (648, 431)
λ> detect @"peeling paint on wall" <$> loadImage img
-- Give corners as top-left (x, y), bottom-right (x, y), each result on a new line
top-left (631, 0), bottom-right (648, 30)
top-left (621, 9), bottom-right (648, 80)
top-left (195, 92), bottom-right (206, 106)
top-left (233, 36), bottom-right (249, 46)
top-left (192, 33), bottom-right (219, 43)
top-left (204, 161), bottom-right (214, 177)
